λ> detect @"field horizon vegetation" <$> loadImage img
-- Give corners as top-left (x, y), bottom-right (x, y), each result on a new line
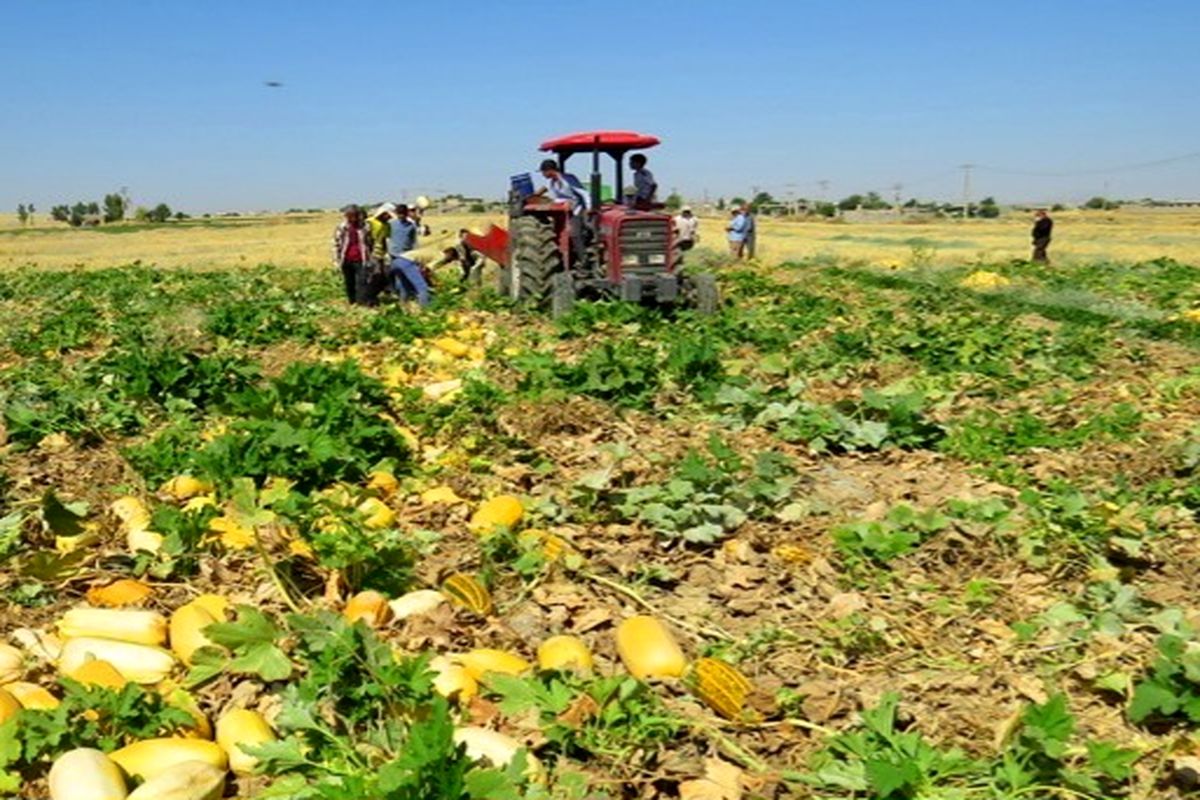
top-left (0, 203), bottom-right (1199, 798)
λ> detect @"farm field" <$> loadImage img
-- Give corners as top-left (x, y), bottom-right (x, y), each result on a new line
top-left (0, 216), bottom-right (1199, 799)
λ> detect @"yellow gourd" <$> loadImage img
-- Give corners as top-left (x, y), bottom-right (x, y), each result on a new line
top-left (161, 475), bottom-right (213, 501)
top-left (0, 644), bottom-right (23, 683)
top-left (387, 589), bottom-right (446, 621)
top-left (86, 579), bottom-right (154, 608)
top-left (190, 594), bottom-right (230, 620)
top-left (687, 657), bottom-right (753, 720)
top-left (615, 616), bottom-right (687, 679)
top-left (536, 635), bottom-right (593, 672)
top-left (59, 638), bottom-right (176, 684)
top-left (0, 688), bottom-right (21, 724)
top-left (453, 727), bottom-right (542, 777)
top-left (125, 760), bottom-right (226, 800)
top-left (366, 470), bottom-right (399, 496)
top-left (3, 681), bottom-right (60, 710)
top-left (48, 748), bottom-right (128, 800)
top-left (66, 658), bottom-right (129, 689)
top-left (455, 649), bottom-right (531, 681)
top-left (440, 573), bottom-right (493, 616)
top-left (344, 590), bottom-right (392, 627)
top-left (170, 603), bottom-right (219, 666)
top-left (216, 708), bottom-right (276, 776)
top-left (467, 495), bottom-right (523, 535)
top-left (428, 656), bottom-right (478, 702)
top-left (59, 608), bottom-right (169, 647)
top-left (109, 738), bottom-right (227, 782)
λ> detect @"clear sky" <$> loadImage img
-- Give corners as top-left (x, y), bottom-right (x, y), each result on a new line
top-left (2, 0), bottom-right (1198, 213)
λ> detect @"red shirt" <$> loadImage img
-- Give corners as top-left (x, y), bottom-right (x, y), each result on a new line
top-left (344, 228), bottom-right (363, 262)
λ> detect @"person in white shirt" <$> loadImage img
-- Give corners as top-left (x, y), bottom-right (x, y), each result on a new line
top-left (535, 158), bottom-right (588, 260)
top-left (673, 206), bottom-right (699, 251)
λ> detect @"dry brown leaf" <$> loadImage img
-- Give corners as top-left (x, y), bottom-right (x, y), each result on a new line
top-left (678, 758), bottom-right (744, 800)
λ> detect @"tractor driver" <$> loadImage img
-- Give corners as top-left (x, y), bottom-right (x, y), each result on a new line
top-left (536, 158), bottom-right (588, 261)
top-left (629, 153), bottom-right (657, 209)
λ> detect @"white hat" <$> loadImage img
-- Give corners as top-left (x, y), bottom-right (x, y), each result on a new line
top-left (681, 205), bottom-right (692, 212)
top-left (373, 202), bottom-right (396, 217)
top-left (415, 195), bottom-right (431, 209)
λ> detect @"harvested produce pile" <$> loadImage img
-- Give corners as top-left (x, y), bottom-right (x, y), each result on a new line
top-left (0, 256), bottom-right (1198, 798)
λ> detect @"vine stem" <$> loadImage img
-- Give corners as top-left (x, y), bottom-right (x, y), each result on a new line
top-left (581, 570), bottom-right (733, 641)
top-left (254, 527), bottom-right (302, 614)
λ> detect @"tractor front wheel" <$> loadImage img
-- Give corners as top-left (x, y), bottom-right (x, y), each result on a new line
top-left (550, 272), bottom-right (576, 319)
top-left (508, 217), bottom-right (562, 305)
top-left (686, 273), bottom-right (720, 316)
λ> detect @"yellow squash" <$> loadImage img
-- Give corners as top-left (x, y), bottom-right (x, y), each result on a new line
top-left (387, 589), bottom-right (446, 621)
top-left (67, 658), bottom-right (128, 689)
top-left (357, 497), bottom-right (396, 529)
top-left (0, 688), bottom-right (21, 724)
top-left (467, 495), bottom-right (523, 535)
top-left (0, 643), bottom-right (23, 683)
top-left (48, 748), bottom-right (128, 800)
top-left (536, 635), bottom-right (593, 672)
top-left (59, 608), bottom-right (169, 647)
top-left (170, 603), bottom-right (219, 666)
top-left (109, 738), bottom-right (227, 782)
top-left (216, 708), bottom-right (276, 776)
top-left (453, 727), bottom-right (542, 777)
top-left (344, 590), bottom-right (393, 627)
top-left (455, 649), bottom-right (531, 681)
top-left (615, 616), bottom-right (687, 679)
top-left (3, 681), bottom-right (60, 710)
top-left (86, 579), bottom-right (154, 608)
top-left (161, 475), bottom-right (213, 501)
top-left (125, 760), bottom-right (226, 800)
top-left (59, 638), bottom-right (176, 684)
top-left (428, 656), bottom-right (478, 703)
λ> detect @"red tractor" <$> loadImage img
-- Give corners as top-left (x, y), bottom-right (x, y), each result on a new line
top-left (465, 130), bottom-right (719, 318)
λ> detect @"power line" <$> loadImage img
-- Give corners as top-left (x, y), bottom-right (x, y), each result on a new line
top-left (975, 150), bottom-right (1200, 178)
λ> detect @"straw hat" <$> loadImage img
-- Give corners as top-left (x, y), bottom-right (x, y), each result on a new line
top-left (415, 195), bottom-right (431, 209)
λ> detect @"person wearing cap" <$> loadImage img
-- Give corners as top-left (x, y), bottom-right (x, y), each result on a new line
top-left (368, 203), bottom-right (394, 263)
top-left (535, 158), bottom-right (588, 259)
top-left (630, 153), bottom-right (657, 209)
top-left (673, 206), bottom-right (699, 252)
top-left (331, 204), bottom-right (374, 305)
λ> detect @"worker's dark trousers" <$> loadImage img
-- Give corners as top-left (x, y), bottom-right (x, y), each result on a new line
top-left (341, 260), bottom-right (364, 304)
top-left (1032, 237), bottom-right (1051, 264)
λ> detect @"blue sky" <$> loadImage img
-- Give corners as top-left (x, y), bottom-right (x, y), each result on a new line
top-left (2, 0), bottom-right (1198, 212)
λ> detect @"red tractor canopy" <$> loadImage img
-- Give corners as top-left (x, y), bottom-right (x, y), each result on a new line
top-left (539, 130), bottom-right (661, 157)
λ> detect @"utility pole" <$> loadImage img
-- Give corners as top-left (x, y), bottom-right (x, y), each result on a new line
top-left (891, 183), bottom-right (903, 210)
top-left (817, 179), bottom-right (830, 202)
top-left (959, 164), bottom-right (974, 219)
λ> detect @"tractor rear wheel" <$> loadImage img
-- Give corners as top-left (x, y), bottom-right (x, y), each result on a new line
top-left (550, 272), bottom-right (576, 318)
top-left (687, 273), bottom-right (720, 316)
top-left (508, 217), bottom-right (562, 305)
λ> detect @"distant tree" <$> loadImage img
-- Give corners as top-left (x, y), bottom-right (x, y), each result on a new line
top-left (750, 191), bottom-right (773, 211)
top-left (27, 203), bottom-right (35, 224)
top-left (147, 203), bottom-right (172, 223)
top-left (69, 202), bottom-right (91, 227)
top-left (863, 191), bottom-right (890, 210)
top-left (903, 198), bottom-right (919, 209)
top-left (50, 205), bottom-right (70, 223)
top-left (85, 201), bottom-right (100, 216)
top-left (837, 194), bottom-right (864, 211)
top-left (730, 196), bottom-right (746, 209)
top-left (716, 197), bottom-right (726, 211)
top-left (664, 191), bottom-right (683, 211)
top-left (103, 192), bottom-right (126, 223)
top-left (174, 211), bottom-right (189, 220)
top-left (813, 201), bottom-right (837, 218)
top-left (133, 206), bottom-right (151, 222)
top-left (977, 196), bottom-right (1001, 219)
top-left (468, 202), bottom-right (487, 213)
top-left (16, 204), bottom-right (27, 225)
top-left (1051, 203), bottom-right (1066, 212)
top-left (1083, 196), bottom-right (1117, 210)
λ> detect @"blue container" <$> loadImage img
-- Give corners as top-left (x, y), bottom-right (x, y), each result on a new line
top-left (510, 173), bottom-right (535, 198)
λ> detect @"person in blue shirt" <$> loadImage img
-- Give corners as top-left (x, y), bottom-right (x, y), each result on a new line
top-left (742, 204), bottom-right (757, 259)
top-left (387, 204), bottom-right (431, 306)
top-left (535, 158), bottom-right (588, 260)
top-left (726, 208), bottom-right (748, 258)
top-left (629, 153), bottom-right (657, 209)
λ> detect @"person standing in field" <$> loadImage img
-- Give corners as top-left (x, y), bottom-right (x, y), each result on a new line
top-left (630, 153), bottom-right (658, 209)
top-left (536, 158), bottom-right (589, 259)
top-left (726, 207), bottom-right (748, 258)
top-left (742, 204), bottom-right (757, 259)
top-left (387, 204), bottom-right (429, 305)
top-left (1031, 209), bottom-right (1053, 263)
top-left (673, 206), bottom-right (699, 251)
top-left (362, 203), bottom-right (395, 306)
top-left (332, 205), bottom-right (374, 305)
